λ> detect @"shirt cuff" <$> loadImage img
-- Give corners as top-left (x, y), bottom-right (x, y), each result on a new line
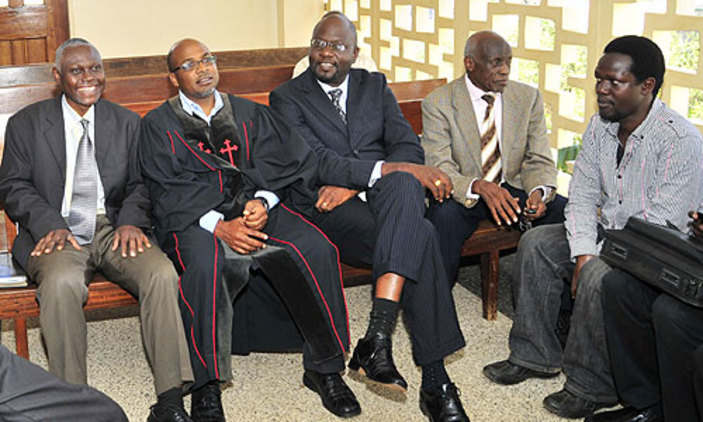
top-left (368, 160), bottom-right (386, 188)
top-left (254, 190), bottom-right (280, 210)
top-left (200, 210), bottom-right (224, 233)
top-left (465, 178), bottom-right (480, 200)
top-left (529, 185), bottom-right (554, 202)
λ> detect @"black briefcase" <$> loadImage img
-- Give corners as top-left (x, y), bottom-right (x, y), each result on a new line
top-left (600, 217), bottom-right (703, 308)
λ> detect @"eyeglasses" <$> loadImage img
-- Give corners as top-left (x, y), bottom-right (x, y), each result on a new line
top-left (310, 38), bottom-right (348, 53)
top-left (171, 55), bottom-right (217, 72)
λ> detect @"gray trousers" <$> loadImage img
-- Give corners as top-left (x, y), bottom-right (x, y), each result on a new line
top-left (26, 216), bottom-right (193, 395)
top-left (508, 223), bottom-right (617, 403)
top-left (0, 344), bottom-right (126, 422)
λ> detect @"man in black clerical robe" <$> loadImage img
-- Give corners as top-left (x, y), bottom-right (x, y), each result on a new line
top-left (139, 39), bottom-right (357, 421)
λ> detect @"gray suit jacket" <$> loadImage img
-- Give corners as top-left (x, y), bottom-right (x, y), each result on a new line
top-left (421, 77), bottom-right (557, 208)
top-left (0, 97), bottom-right (150, 269)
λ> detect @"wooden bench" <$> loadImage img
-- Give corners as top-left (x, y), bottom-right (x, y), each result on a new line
top-left (0, 59), bottom-right (520, 360)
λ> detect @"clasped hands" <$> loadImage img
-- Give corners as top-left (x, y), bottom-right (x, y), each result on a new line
top-left (214, 199), bottom-right (269, 254)
top-left (30, 225), bottom-right (152, 258)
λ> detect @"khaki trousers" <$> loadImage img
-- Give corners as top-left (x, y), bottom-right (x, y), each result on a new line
top-left (27, 216), bottom-right (193, 395)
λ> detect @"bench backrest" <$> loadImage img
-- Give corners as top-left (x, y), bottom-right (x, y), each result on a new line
top-left (0, 61), bottom-right (445, 251)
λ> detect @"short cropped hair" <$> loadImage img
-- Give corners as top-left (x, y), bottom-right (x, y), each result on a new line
top-left (603, 35), bottom-right (665, 98)
top-left (54, 38), bottom-right (101, 72)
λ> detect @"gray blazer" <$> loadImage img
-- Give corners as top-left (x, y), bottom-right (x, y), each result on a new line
top-left (421, 77), bottom-right (557, 208)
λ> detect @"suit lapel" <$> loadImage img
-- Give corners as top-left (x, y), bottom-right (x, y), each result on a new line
top-left (43, 97), bottom-right (67, 183)
top-left (301, 69), bottom-right (348, 136)
top-left (501, 83), bottom-right (517, 160)
top-left (452, 78), bottom-right (481, 167)
top-left (93, 100), bottom-right (112, 176)
top-left (345, 71), bottom-right (361, 146)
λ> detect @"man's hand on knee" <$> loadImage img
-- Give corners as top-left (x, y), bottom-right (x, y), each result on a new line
top-left (316, 185), bottom-right (359, 212)
top-left (31, 229), bottom-right (81, 257)
top-left (214, 217), bottom-right (268, 255)
top-left (473, 180), bottom-right (521, 226)
top-left (111, 225), bottom-right (152, 258)
top-left (381, 162), bottom-right (453, 202)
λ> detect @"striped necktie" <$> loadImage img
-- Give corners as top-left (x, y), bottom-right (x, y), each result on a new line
top-left (67, 119), bottom-right (98, 245)
top-left (480, 93), bottom-right (502, 184)
top-left (328, 88), bottom-right (347, 125)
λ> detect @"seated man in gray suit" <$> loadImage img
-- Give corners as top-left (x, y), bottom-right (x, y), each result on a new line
top-left (271, 11), bottom-right (468, 422)
top-left (482, 36), bottom-right (703, 419)
top-left (422, 31), bottom-right (566, 285)
top-left (0, 39), bottom-right (192, 422)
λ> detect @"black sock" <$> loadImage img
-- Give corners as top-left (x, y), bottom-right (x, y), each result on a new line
top-left (421, 360), bottom-right (450, 391)
top-left (155, 386), bottom-right (184, 409)
top-left (364, 298), bottom-right (400, 339)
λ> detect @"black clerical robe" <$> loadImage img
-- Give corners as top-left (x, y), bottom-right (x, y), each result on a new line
top-left (139, 94), bottom-right (349, 388)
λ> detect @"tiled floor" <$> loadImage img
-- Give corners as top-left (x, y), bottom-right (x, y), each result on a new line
top-left (1, 255), bottom-right (591, 421)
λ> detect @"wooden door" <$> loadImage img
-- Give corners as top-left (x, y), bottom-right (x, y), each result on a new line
top-left (0, 0), bottom-right (69, 65)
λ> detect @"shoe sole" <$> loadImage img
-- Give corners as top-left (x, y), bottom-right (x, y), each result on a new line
top-left (543, 398), bottom-right (617, 419)
top-left (482, 366), bottom-right (559, 385)
top-left (347, 365), bottom-right (408, 393)
top-left (303, 374), bottom-right (362, 418)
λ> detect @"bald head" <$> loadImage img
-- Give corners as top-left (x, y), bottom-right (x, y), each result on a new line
top-left (463, 31), bottom-right (512, 93)
top-left (313, 12), bottom-right (358, 49)
top-left (167, 38), bottom-right (210, 72)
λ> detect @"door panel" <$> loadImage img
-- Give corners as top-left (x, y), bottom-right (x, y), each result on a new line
top-left (0, 0), bottom-right (68, 65)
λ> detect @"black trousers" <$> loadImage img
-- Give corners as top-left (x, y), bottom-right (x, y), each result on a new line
top-left (602, 269), bottom-right (703, 422)
top-left (312, 172), bottom-right (465, 365)
top-left (0, 345), bottom-right (126, 421)
top-left (162, 204), bottom-right (349, 389)
top-left (427, 183), bottom-right (567, 283)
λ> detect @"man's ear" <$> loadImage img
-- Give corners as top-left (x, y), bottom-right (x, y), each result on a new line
top-left (464, 56), bottom-right (474, 73)
top-left (352, 46), bottom-right (360, 64)
top-left (52, 67), bottom-right (62, 85)
top-left (168, 72), bottom-right (180, 89)
top-left (641, 76), bottom-right (656, 96)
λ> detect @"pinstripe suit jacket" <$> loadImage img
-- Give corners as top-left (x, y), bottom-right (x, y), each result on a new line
top-left (421, 77), bottom-right (557, 208)
top-left (270, 68), bottom-right (424, 190)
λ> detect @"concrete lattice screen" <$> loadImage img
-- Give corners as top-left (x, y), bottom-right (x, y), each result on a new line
top-left (326, 0), bottom-right (703, 166)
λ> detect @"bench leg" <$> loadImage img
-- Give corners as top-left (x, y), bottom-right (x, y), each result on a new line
top-left (13, 317), bottom-right (29, 359)
top-left (480, 250), bottom-right (500, 321)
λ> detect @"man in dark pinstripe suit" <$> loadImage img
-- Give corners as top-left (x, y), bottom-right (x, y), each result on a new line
top-left (271, 12), bottom-right (469, 422)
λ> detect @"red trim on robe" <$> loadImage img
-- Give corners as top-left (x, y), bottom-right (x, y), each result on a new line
top-left (280, 203), bottom-right (351, 344)
top-left (267, 234), bottom-right (347, 353)
top-left (173, 233), bottom-right (207, 369)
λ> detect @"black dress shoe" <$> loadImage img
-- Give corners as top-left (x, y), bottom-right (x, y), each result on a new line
top-left (419, 383), bottom-right (470, 422)
top-left (543, 389), bottom-right (617, 419)
top-left (303, 370), bottom-right (361, 418)
top-left (482, 360), bottom-right (559, 385)
top-left (348, 334), bottom-right (408, 392)
top-left (585, 405), bottom-right (663, 422)
top-left (191, 382), bottom-right (226, 422)
top-left (147, 403), bottom-right (193, 422)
